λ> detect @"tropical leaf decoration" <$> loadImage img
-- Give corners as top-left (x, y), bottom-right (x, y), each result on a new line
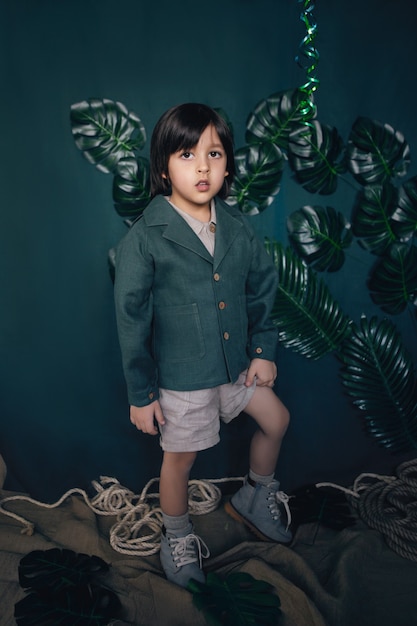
top-left (351, 183), bottom-right (398, 255)
top-left (189, 571), bottom-right (282, 626)
top-left (392, 174), bottom-right (417, 241)
top-left (112, 156), bottom-right (151, 217)
top-left (339, 316), bottom-right (417, 453)
top-left (368, 243), bottom-right (417, 314)
top-left (346, 116), bottom-right (411, 186)
top-left (287, 205), bottom-right (353, 272)
top-left (15, 586), bottom-right (120, 626)
top-left (228, 143), bottom-right (284, 215)
top-left (265, 240), bottom-right (352, 359)
top-left (70, 98), bottom-right (146, 174)
top-left (18, 548), bottom-right (109, 592)
top-left (15, 549), bottom-right (121, 626)
top-left (70, 88), bottom-right (417, 453)
top-left (288, 121), bottom-right (346, 194)
top-left (245, 88), bottom-right (313, 151)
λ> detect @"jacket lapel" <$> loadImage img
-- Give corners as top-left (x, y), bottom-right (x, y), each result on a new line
top-left (143, 195), bottom-right (243, 268)
top-left (144, 196), bottom-right (213, 262)
top-left (213, 199), bottom-right (243, 270)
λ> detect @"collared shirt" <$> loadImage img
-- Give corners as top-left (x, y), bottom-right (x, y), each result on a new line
top-left (168, 199), bottom-right (216, 256)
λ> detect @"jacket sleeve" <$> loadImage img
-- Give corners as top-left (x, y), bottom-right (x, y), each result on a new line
top-left (113, 224), bottom-right (159, 407)
top-left (244, 223), bottom-right (279, 362)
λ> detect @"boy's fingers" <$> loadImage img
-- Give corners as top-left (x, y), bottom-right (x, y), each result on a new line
top-left (245, 369), bottom-right (255, 387)
top-left (154, 404), bottom-right (166, 426)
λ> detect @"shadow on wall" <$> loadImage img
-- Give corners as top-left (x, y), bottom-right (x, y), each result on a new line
top-left (0, 456), bottom-right (6, 490)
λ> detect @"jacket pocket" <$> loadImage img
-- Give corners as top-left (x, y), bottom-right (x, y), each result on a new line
top-left (153, 303), bottom-right (206, 363)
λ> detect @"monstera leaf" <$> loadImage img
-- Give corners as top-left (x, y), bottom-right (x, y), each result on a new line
top-left (112, 156), bottom-right (151, 218)
top-left (18, 549), bottom-right (109, 592)
top-left (392, 175), bottom-right (417, 241)
top-left (70, 98), bottom-right (146, 174)
top-left (228, 143), bottom-right (284, 215)
top-left (368, 243), bottom-right (417, 314)
top-left (287, 205), bottom-right (353, 272)
top-left (347, 116), bottom-right (411, 185)
top-left (288, 121), bottom-right (346, 194)
top-left (245, 88), bottom-right (312, 151)
top-left (351, 183), bottom-right (398, 255)
top-left (15, 586), bottom-right (120, 626)
top-left (190, 572), bottom-right (282, 626)
top-left (340, 316), bottom-right (417, 453)
top-left (265, 241), bottom-right (352, 358)
top-left (15, 549), bottom-right (120, 626)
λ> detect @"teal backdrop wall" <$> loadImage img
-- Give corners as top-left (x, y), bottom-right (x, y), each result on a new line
top-left (1, 0), bottom-right (416, 500)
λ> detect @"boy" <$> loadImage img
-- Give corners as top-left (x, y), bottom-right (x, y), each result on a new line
top-left (114, 103), bottom-right (291, 588)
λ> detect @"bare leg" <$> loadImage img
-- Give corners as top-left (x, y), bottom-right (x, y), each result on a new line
top-left (224, 387), bottom-right (292, 543)
top-left (244, 386), bottom-right (290, 476)
top-left (159, 450), bottom-right (197, 516)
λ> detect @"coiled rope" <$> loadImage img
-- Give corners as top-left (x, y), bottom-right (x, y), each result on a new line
top-left (316, 458), bottom-right (417, 562)
top-left (0, 475), bottom-right (243, 556)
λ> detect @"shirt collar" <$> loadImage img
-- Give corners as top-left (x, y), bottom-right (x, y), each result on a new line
top-left (168, 199), bottom-right (216, 234)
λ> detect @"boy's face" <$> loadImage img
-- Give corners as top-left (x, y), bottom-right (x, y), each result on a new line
top-left (163, 124), bottom-right (229, 217)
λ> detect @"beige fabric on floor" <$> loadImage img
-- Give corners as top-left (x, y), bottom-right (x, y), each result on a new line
top-left (1, 487), bottom-right (416, 626)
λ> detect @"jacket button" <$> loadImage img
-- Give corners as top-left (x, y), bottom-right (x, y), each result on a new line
top-left (149, 392), bottom-right (154, 400)
top-left (223, 332), bottom-right (230, 340)
top-left (255, 347), bottom-right (263, 354)
top-left (213, 273), bottom-right (220, 281)
top-left (218, 301), bottom-right (226, 310)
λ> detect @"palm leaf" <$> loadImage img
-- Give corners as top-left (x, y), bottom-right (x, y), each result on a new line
top-left (351, 183), bottom-right (398, 255)
top-left (112, 156), bottom-right (151, 218)
top-left (189, 572), bottom-right (282, 626)
top-left (18, 549), bottom-right (109, 592)
top-left (288, 121), bottom-right (346, 194)
top-left (340, 316), bottom-right (417, 453)
top-left (70, 98), bottom-right (145, 174)
top-left (368, 243), bottom-right (417, 314)
top-left (245, 88), bottom-right (312, 151)
top-left (265, 241), bottom-right (352, 358)
top-left (227, 143), bottom-right (284, 215)
top-left (15, 586), bottom-right (120, 626)
top-left (392, 174), bottom-right (417, 241)
top-left (287, 205), bottom-right (353, 272)
top-left (347, 116), bottom-right (411, 185)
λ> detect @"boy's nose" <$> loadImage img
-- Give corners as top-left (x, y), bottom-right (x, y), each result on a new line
top-left (197, 160), bottom-right (209, 173)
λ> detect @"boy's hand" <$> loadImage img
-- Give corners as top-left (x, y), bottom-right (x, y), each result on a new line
top-left (245, 358), bottom-right (277, 388)
top-left (130, 401), bottom-right (166, 435)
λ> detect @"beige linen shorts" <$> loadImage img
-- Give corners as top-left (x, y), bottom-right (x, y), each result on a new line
top-left (158, 370), bottom-right (256, 452)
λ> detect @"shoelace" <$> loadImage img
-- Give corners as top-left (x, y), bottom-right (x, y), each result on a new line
top-left (169, 533), bottom-right (210, 569)
top-left (268, 490), bottom-right (292, 530)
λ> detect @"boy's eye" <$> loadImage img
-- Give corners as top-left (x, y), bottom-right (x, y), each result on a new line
top-left (181, 151), bottom-right (192, 159)
top-left (209, 151), bottom-right (222, 158)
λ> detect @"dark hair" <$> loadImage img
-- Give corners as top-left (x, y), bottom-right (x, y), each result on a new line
top-left (150, 103), bottom-right (235, 198)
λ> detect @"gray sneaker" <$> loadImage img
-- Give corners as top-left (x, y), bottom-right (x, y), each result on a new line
top-left (225, 477), bottom-right (292, 544)
top-left (160, 525), bottom-right (210, 588)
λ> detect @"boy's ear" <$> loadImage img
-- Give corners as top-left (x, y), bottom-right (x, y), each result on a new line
top-left (162, 172), bottom-right (168, 179)
top-left (225, 171), bottom-right (229, 177)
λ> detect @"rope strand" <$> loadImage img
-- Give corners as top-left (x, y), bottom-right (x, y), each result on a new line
top-left (0, 476), bottom-right (243, 555)
top-left (316, 458), bottom-right (417, 562)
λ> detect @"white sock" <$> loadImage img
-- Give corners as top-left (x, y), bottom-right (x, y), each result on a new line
top-left (162, 512), bottom-right (191, 536)
top-left (248, 469), bottom-right (275, 486)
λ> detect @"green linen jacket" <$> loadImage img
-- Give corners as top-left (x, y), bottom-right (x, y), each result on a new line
top-left (114, 195), bottom-right (279, 408)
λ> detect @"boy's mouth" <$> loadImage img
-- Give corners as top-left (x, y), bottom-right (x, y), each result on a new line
top-left (196, 180), bottom-right (209, 189)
